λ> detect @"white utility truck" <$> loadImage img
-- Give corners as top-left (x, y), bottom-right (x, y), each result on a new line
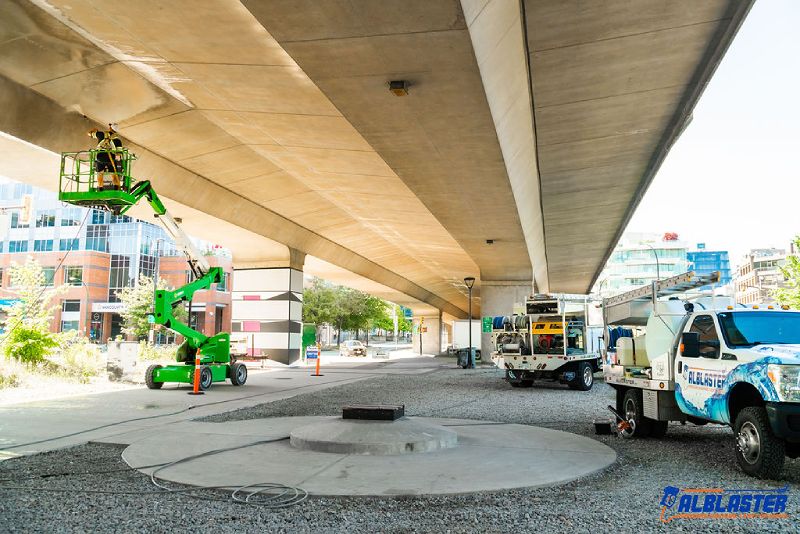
top-left (496, 295), bottom-right (601, 390)
top-left (603, 271), bottom-right (800, 479)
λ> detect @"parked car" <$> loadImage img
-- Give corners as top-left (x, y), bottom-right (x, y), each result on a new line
top-left (340, 340), bottom-right (367, 357)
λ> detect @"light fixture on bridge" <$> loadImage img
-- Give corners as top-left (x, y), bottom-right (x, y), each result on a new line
top-left (388, 80), bottom-right (409, 96)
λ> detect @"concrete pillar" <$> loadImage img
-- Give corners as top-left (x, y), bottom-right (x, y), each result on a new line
top-left (231, 251), bottom-right (305, 365)
top-left (479, 280), bottom-right (533, 357)
top-left (411, 313), bottom-right (442, 356)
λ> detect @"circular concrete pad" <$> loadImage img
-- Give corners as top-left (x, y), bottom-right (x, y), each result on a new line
top-left (290, 418), bottom-right (457, 455)
top-left (123, 417), bottom-right (616, 496)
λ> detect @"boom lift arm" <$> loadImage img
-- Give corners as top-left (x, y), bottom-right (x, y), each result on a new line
top-left (58, 149), bottom-right (230, 365)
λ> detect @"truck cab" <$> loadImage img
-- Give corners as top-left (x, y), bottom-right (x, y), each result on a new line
top-left (603, 271), bottom-right (800, 478)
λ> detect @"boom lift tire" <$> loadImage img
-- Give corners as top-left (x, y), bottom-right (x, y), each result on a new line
top-left (199, 366), bottom-right (213, 391)
top-left (734, 406), bottom-right (785, 479)
top-left (145, 364), bottom-right (163, 390)
top-left (568, 361), bottom-right (594, 391)
top-left (623, 389), bottom-right (652, 437)
top-left (229, 362), bottom-right (248, 386)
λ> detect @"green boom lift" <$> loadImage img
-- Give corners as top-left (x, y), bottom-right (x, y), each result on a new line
top-left (58, 147), bottom-right (247, 390)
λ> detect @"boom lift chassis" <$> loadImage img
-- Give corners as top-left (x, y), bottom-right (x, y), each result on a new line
top-left (58, 148), bottom-right (246, 390)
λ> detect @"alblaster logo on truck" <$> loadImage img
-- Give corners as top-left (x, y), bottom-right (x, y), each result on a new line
top-left (682, 364), bottom-right (727, 389)
top-left (659, 485), bottom-right (790, 523)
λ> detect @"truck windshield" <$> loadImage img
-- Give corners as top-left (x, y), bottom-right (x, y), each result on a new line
top-left (717, 312), bottom-right (800, 347)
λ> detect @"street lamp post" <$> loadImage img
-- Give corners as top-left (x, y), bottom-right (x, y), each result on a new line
top-left (644, 243), bottom-right (661, 281)
top-left (464, 276), bottom-right (476, 369)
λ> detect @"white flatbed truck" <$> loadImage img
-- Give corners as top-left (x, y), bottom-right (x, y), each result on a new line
top-left (496, 295), bottom-right (601, 390)
top-left (603, 271), bottom-right (800, 479)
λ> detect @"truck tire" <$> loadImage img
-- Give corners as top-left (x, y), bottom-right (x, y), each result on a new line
top-left (506, 370), bottom-right (531, 388)
top-left (229, 362), bottom-right (247, 386)
top-left (568, 361), bottom-right (594, 391)
top-left (733, 406), bottom-right (785, 479)
top-left (199, 366), bottom-right (213, 390)
top-left (145, 364), bottom-right (163, 390)
top-left (623, 389), bottom-right (652, 437)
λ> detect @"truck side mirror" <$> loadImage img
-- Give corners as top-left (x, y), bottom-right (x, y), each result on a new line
top-left (681, 332), bottom-right (700, 358)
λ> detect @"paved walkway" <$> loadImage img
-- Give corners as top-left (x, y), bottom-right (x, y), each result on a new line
top-left (0, 356), bottom-right (442, 460)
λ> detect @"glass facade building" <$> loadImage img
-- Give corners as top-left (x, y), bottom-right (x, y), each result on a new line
top-left (0, 178), bottom-right (231, 341)
top-left (687, 249), bottom-right (732, 287)
top-left (599, 232), bottom-right (689, 295)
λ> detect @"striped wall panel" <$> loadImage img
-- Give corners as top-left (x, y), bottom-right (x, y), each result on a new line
top-left (230, 267), bottom-right (303, 365)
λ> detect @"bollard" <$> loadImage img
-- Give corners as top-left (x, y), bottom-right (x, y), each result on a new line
top-left (187, 351), bottom-right (204, 395)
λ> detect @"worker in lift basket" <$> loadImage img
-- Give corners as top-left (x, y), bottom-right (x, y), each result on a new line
top-left (88, 124), bottom-right (124, 191)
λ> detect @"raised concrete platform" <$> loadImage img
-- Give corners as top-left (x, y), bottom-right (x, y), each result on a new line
top-left (122, 416), bottom-right (615, 496)
top-left (290, 418), bottom-right (457, 455)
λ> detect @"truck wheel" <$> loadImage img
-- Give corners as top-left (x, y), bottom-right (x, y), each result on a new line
top-left (568, 362), bottom-right (594, 391)
top-left (734, 406), bottom-right (785, 479)
top-left (199, 366), bottom-right (213, 390)
top-left (506, 370), bottom-right (527, 388)
top-left (145, 364), bottom-right (163, 390)
top-left (229, 362), bottom-right (247, 386)
top-left (650, 420), bottom-right (669, 438)
top-left (623, 389), bottom-right (652, 437)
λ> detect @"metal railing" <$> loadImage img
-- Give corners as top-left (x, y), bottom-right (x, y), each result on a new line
top-left (59, 149), bottom-right (137, 195)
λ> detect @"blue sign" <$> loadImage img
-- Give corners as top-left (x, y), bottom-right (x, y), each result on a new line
top-left (697, 243), bottom-right (706, 249)
top-left (306, 346), bottom-right (319, 360)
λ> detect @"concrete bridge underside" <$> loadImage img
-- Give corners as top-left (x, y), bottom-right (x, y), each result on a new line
top-left (0, 0), bottom-right (751, 318)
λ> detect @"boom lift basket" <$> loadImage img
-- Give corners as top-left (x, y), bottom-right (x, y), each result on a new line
top-left (59, 149), bottom-right (138, 212)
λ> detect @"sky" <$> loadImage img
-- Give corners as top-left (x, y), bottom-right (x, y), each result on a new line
top-left (625, 0), bottom-right (800, 261)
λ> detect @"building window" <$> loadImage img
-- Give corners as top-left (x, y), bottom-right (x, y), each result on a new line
top-left (42, 267), bottom-right (55, 286)
top-left (109, 254), bottom-right (133, 302)
top-left (86, 225), bottom-right (109, 252)
top-left (59, 238), bottom-right (80, 251)
top-left (0, 267), bottom-right (3, 287)
top-left (60, 207), bottom-right (82, 227)
top-left (216, 272), bottom-right (230, 292)
top-left (60, 320), bottom-right (80, 332)
top-left (62, 300), bottom-right (81, 312)
top-left (35, 211), bottom-right (56, 228)
top-left (9, 240), bottom-right (28, 253)
top-left (110, 214), bottom-right (132, 224)
top-left (64, 266), bottom-right (83, 286)
top-left (10, 212), bottom-right (29, 229)
top-left (33, 239), bottom-right (54, 252)
top-left (91, 209), bottom-right (107, 225)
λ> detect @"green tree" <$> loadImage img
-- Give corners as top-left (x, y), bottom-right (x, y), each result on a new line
top-left (116, 274), bottom-right (187, 340)
top-left (773, 235), bottom-right (800, 309)
top-left (302, 278), bottom-right (399, 346)
top-left (2, 257), bottom-right (66, 365)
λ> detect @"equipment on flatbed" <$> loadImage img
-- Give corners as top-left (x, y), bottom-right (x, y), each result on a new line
top-left (492, 294), bottom-right (601, 391)
top-left (59, 148), bottom-right (246, 390)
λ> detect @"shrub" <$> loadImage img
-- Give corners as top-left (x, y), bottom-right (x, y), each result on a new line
top-left (3, 326), bottom-right (59, 366)
top-left (0, 371), bottom-right (20, 389)
top-left (58, 334), bottom-right (103, 383)
top-left (138, 341), bottom-right (179, 362)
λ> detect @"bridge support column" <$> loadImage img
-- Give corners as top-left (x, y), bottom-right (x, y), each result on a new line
top-left (231, 250), bottom-right (305, 365)
top-left (412, 312), bottom-right (442, 356)
top-left (479, 280), bottom-right (533, 359)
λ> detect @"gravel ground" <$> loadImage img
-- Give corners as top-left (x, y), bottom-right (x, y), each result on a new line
top-left (1, 359), bottom-right (799, 533)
